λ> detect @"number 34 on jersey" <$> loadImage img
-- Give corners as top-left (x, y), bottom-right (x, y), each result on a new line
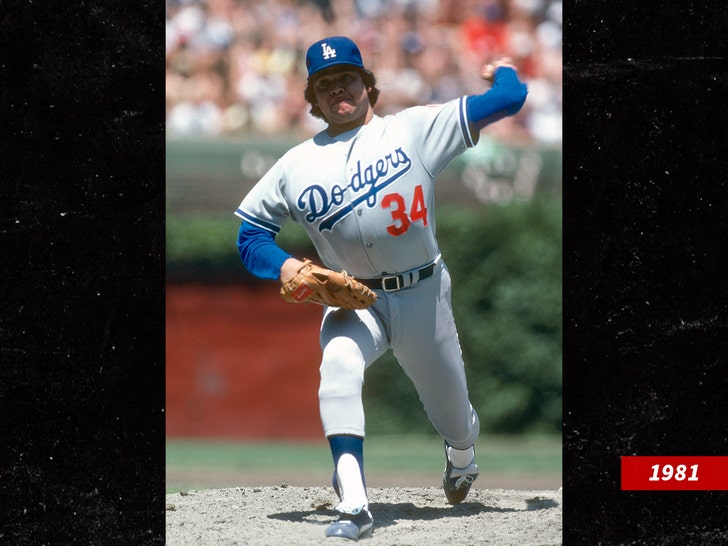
top-left (382, 184), bottom-right (428, 237)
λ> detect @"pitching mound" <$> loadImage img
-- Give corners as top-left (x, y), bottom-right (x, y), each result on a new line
top-left (166, 485), bottom-right (562, 545)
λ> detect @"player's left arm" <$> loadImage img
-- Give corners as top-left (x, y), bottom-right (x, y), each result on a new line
top-left (466, 60), bottom-right (528, 137)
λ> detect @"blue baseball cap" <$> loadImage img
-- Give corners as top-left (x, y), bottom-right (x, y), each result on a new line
top-left (306, 36), bottom-right (365, 80)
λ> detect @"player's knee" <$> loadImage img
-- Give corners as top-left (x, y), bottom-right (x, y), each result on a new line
top-left (321, 337), bottom-right (365, 371)
top-left (319, 338), bottom-right (365, 399)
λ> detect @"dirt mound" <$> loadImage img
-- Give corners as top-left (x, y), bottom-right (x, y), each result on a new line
top-left (166, 485), bottom-right (562, 545)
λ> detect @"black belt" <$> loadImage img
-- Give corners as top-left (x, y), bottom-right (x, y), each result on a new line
top-left (357, 263), bottom-right (436, 292)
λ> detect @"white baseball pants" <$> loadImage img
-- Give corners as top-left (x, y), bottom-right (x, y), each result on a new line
top-left (317, 262), bottom-right (480, 450)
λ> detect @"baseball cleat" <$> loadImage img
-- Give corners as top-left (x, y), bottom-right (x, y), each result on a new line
top-left (442, 444), bottom-right (479, 504)
top-left (325, 503), bottom-right (373, 541)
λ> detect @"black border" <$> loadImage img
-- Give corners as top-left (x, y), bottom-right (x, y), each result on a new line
top-left (563, 1), bottom-right (728, 543)
top-left (2, 4), bottom-right (166, 543)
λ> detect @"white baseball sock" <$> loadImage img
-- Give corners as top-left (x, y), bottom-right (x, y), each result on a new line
top-left (447, 445), bottom-right (475, 469)
top-left (336, 453), bottom-right (368, 510)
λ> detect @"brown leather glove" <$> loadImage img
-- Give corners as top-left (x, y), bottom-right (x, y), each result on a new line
top-left (280, 259), bottom-right (377, 310)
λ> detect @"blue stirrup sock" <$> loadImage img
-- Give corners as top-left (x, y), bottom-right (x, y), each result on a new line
top-left (329, 435), bottom-right (368, 507)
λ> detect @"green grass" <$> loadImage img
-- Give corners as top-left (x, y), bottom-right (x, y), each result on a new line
top-left (166, 438), bottom-right (335, 471)
top-left (166, 434), bottom-right (561, 492)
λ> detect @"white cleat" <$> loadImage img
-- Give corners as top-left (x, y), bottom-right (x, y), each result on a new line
top-left (325, 503), bottom-right (373, 541)
top-left (442, 442), bottom-right (479, 504)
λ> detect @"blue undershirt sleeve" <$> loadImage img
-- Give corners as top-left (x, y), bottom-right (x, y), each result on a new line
top-left (466, 66), bottom-right (528, 130)
top-left (237, 220), bottom-right (292, 280)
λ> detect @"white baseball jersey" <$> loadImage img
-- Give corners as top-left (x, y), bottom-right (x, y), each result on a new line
top-left (235, 97), bottom-right (476, 278)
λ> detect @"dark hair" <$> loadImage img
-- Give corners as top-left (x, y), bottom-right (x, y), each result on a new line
top-left (304, 68), bottom-right (380, 121)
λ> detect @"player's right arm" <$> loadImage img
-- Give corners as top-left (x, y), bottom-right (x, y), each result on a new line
top-left (236, 220), bottom-right (306, 282)
top-left (235, 154), bottom-right (309, 282)
top-left (279, 256), bottom-right (306, 283)
top-left (236, 220), bottom-right (290, 279)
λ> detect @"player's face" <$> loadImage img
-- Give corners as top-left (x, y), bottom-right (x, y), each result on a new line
top-left (312, 69), bottom-right (373, 135)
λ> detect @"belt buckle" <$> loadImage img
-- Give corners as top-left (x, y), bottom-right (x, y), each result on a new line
top-left (382, 275), bottom-right (401, 292)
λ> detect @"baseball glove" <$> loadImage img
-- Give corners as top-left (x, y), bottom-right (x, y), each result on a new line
top-left (280, 259), bottom-right (377, 310)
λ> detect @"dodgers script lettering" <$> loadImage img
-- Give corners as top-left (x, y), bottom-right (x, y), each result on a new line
top-left (297, 147), bottom-right (412, 231)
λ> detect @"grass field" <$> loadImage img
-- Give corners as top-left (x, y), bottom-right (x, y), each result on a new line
top-left (166, 434), bottom-right (561, 493)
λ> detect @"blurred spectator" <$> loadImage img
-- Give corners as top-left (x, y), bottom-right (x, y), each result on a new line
top-left (167, 70), bottom-right (226, 136)
top-left (165, 0), bottom-right (562, 144)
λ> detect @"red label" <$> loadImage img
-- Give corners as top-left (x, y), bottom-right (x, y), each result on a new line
top-left (621, 456), bottom-right (728, 490)
top-left (292, 284), bottom-right (314, 301)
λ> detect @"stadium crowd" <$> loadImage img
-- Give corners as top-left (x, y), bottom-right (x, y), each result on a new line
top-left (166, 0), bottom-right (562, 144)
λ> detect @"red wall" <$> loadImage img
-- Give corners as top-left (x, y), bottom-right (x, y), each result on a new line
top-left (166, 283), bottom-right (325, 439)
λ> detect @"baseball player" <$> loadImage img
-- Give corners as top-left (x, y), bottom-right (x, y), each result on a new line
top-left (234, 36), bottom-right (527, 541)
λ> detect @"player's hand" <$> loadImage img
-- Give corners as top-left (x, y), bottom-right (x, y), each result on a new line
top-left (481, 58), bottom-right (518, 83)
top-left (280, 259), bottom-right (377, 310)
top-left (280, 257), bottom-right (307, 283)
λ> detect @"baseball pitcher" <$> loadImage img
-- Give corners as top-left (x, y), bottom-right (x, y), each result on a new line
top-left (235, 35), bottom-right (528, 541)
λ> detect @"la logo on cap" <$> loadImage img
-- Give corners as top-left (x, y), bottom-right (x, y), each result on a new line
top-left (306, 36), bottom-right (364, 79)
top-left (321, 42), bottom-right (336, 60)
